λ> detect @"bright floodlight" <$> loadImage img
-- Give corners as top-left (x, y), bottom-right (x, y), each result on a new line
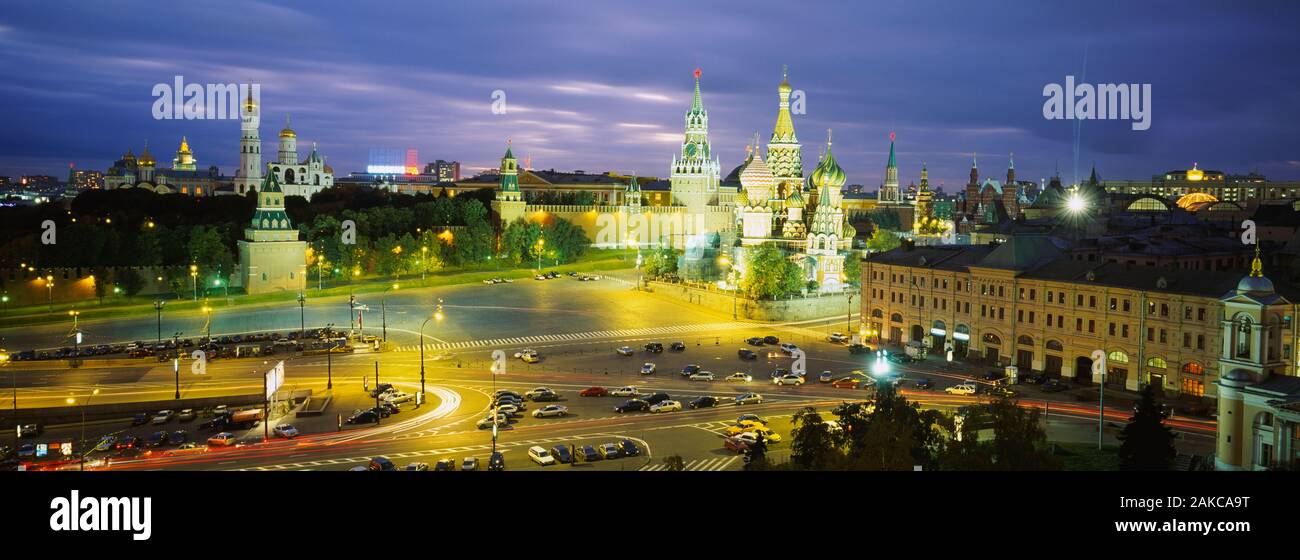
top-left (1066, 193), bottom-right (1087, 213)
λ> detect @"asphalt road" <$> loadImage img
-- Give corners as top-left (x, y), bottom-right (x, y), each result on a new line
top-left (5, 273), bottom-right (1217, 471)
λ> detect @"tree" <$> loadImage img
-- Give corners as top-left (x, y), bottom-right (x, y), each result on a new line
top-left (742, 243), bottom-right (802, 300)
top-left (866, 228), bottom-right (901, 253)
top-left (789, 407), bottom-right (839, 470)
top-left (118, 268), bottom-right (145, 300)
top-left (841, 252), bottom-right (862, 288)
top-left (986, 397), bottom-right (1062, 470)
top-left (662, 455), bottom-right (686, 471)
top-left (93, 268), bottom-right (110, 305)
top-left (642, 248), bottom-right (679, 279)
top-left (1117, 384), bottom-right (1176, 470)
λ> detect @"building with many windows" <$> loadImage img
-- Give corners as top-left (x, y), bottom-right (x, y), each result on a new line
top-left (862, 236), bottom-right (1298, 403)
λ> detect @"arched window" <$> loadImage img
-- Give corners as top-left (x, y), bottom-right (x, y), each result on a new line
top-left (890, 313), bottom-right (903, 323)
top-left (983, 333), bottom-right (1002, 346)
top-left (1108, 351), bottom-right (1129, 363)
top-left (1017, 335), bottom-right (1033, 346)
top-left (285, 168), bottom-right (296, 184)
top-left (871, 309), bottom-right (883, 319)
top-left (1182, 362), bottom-right (1204, 375)
top-left (1045, 339), bottom-right (1064, 351)
top-left (1146, 357), bottom-right (1167, 369)
top-left (1235, 314), bottom-right (1252, 358)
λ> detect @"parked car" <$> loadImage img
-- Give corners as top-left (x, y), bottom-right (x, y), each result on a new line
top-left (273, 424), bottom-right (300, 438)
top-left (616, 346), bottom-right (634, 356)
top-left (762, 335), bottom-right (780, 345)
top-left (532, 405), bottom-right (569, 418)
top-left (848, 343), bottom-right (872, 355)
top-left (640, 363), bottom-right (657, 375)
top-left (146, 431), bottom-right (168, 447)
top-left (819, 371), bottom-right (834, 383)
top-left (669, 341), bottom-right (686, 351)
top-left (614, 399), bottom-right (650, 413)
top-left (1019, 372), bottom-right (1046, 384)
top-left (680, 364), bottom-right (701, 377)
top-left (576, 445), bottom-right (601, 462)
top-left (735, 393), bottom-right (764, 405)
top-left (406, 462), bottom-right (431, 471)
top-left (168, 430), bottom-right (188, 445)
top-left (779, 343), bottom-right (799, 355)
top-left (644, 342), bottom-right (664, 353)
top-left (488, 452), bottom-right (506, 471)
top-left (828, 332), bottom-right (849, 344)
top-left (689, 396), bottom-right (719, 409)
top-left (550, 445), bottom-right (573, 464)
top-left (886, 353), bottom-right (916, 365)
top-left (177, 409), bottom-right (197, 422)
top-left (461, 457), bottom-right (480, 471)
top-left (726, 372), bottom-right (753, 383)
top-left (1041, 379), bottom-right (1071, 393)
top-left (131, 413), bottom-right (149, 426)
top-left (528, 446), bottom-right (556, 466)
top-left (738, 348), bottom-right (757, 360)
top-left (17, 423), bottom-right (42, 438)
top-left (988, 386), bottom-right (1019, 398)
top-left (367, 456), bottom-right (397, 471)
top-left (525, 387), bottom-right (557, 400)
top-left (579, 386), bottom-right (608, 397)
top-left (745, 337), bottom-right (765, 346)
top-left (598, 443), bottom-right (621, 459)
top-left (347, 410), bottom-right (379, 424)
top-left (689, 371), bottom-right (714, 381)
top-left (618, 439), bottom-right (641, 457)
top-left (737, 414), bottom-right (766, 425)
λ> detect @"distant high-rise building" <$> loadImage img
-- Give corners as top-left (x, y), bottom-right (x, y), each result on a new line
top-left (406, 149), bottom-right (419, 175)
top-left (423, 159), bottom-right (461, 182)
top-left (67, 167), bottom-right (103, 191)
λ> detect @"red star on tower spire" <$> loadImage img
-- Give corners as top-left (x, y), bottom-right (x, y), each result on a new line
top-left (693, 67), bottom-right (702, 79)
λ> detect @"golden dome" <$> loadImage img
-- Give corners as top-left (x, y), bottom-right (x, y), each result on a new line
top-left (138, 143), bottom-right (155, 166)
top-left (280, 127), bottom-right (296, 138)
top-left (177, 136), bottom-right (192, 154)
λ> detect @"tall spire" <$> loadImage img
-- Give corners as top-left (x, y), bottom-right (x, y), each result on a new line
top-left (690, 67), bottom-right (703, 114)
top-left (1250, 243), bottom-right (1263, 278)
top-left (886, 131), bottom-right (897, 169)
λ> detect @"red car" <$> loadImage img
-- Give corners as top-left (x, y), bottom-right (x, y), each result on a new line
top-left (831, 377), bottom-right (859, 389)
top-left (579, 386), bottom-right (608, 397)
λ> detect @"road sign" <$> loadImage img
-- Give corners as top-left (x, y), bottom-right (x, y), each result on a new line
top-left (264, 360), bottom-right (285, 400)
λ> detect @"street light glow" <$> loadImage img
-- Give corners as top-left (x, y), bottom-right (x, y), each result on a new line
top-left (1066, 193), bottom-right (1087, 213)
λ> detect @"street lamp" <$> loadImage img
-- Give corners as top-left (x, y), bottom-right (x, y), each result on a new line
top-left (535, 238), bottom-right (545, 273)
top-left (69, 388), bottom-right (99, 471)
top-left (153, 300), bottom-right (165, 346)
top-left (324, 322), bottom-right (335, 390)
top-left (189, 265), bottom-right (198, 301)
top-left (419, 298), bottom-right (445, 397)
top-left (201, 304), bottom-right (213, 346)
top-left (45, 275), bottom-right (54, 313)
top-left (1, 347), bottom-right (13, 450)
top-left (296, 292), bottom-right (306, 340)
top-left (420, 246), bottom-right (428, 281)
top-left (68, 310), bottom-right (81, 362)
top-left (381, 283), bottom-right (399, 342)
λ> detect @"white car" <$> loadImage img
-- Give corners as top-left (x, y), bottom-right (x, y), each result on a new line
top-left (383, 391), bottom-right (414, 404)
top-left (177, 409), bottom-right (197, 422)
top-left (689, 371), bottom-right (715, 381)
top-left (945, 383), bottom-right (978, 396)
top-left (640, 363), bottom-right (656, 375)
top-left (151, 410), bottom-right (174, 424)
top-left (528, 446), bottom-right (556, 466)
top-left (494, 403), bottom-right (523, 417)
top-left (610, 386), bottom-right (639, 397)
top-left (272, 424), bottom-right (299, 438)
top-left (524, 387), bottom-right (555, 400)
top-left (725, 372), bottom-right (753, 383)
top-left (532, 405), bottom-right (568, 418)
top-left (477, 414), bottom-right (509, 430)
top-left (650, 400), bottom-right (682, 413)
top-left (828, 332), bottom-right (849, 344)
top-left (616, 346), bottom-right (634, 356)
top-left (779, 343), bottom-right (799, 355)
top-left (773, 374), bottom-right (804, 386)
top-left (735, 393), bottom-right (764, 405)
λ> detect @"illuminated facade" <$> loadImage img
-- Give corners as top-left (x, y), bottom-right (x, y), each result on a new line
top-left (237, 173), bottom-right (307, 294)
top-left (863, 237), bottom-right (1298, 402)
top-left (266, 116), bottom-right (335, 199)
top-left (104, 139), bottom-right (222, 196)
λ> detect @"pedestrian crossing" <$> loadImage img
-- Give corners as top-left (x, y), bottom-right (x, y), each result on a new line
top-left (639, 456), bottom-right (741, 471)
top-left (394, 321), bottom-right (758, 353)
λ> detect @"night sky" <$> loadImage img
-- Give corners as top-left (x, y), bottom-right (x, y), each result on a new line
top-left (2, 0), bottom-right (1298, 191)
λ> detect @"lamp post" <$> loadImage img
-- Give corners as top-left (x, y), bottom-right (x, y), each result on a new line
top-left (381, 283), bottom-right (398, 342)
top-left (201, 304), bottom-right (213, 346)
top-left (68, 310), bottom-right (81, 363)
top-left (189, 265), bottom-right (198, 301)
top-left (535, 238), bottom-right (544, 273)
top-left (418, 299), bottom-right (445, 397)
top-left (296, 292), bottom-right (306, 340)
top-left (153, 300), bottom-right (165, 346)
top-left (1, 347), bottom-right (12, 450)
top-left (68, 388), bottom-right (99, 471)
top-left (846, 292), bottom-right (855, 335)
top-left (324, 322), bottom-right (334, 390)
top-left (173, 354), bottom-right (180, 399)
top-left (45, 275), bottom-right (54, 313)
top-left (421, 246), bottom-right (428, 281)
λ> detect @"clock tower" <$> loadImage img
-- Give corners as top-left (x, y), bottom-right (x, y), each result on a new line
top-left (669, 68), bottom-right (720, 214)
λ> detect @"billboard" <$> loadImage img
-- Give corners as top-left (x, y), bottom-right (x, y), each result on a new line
top-left (265, 360), bottom-right (285, 400)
